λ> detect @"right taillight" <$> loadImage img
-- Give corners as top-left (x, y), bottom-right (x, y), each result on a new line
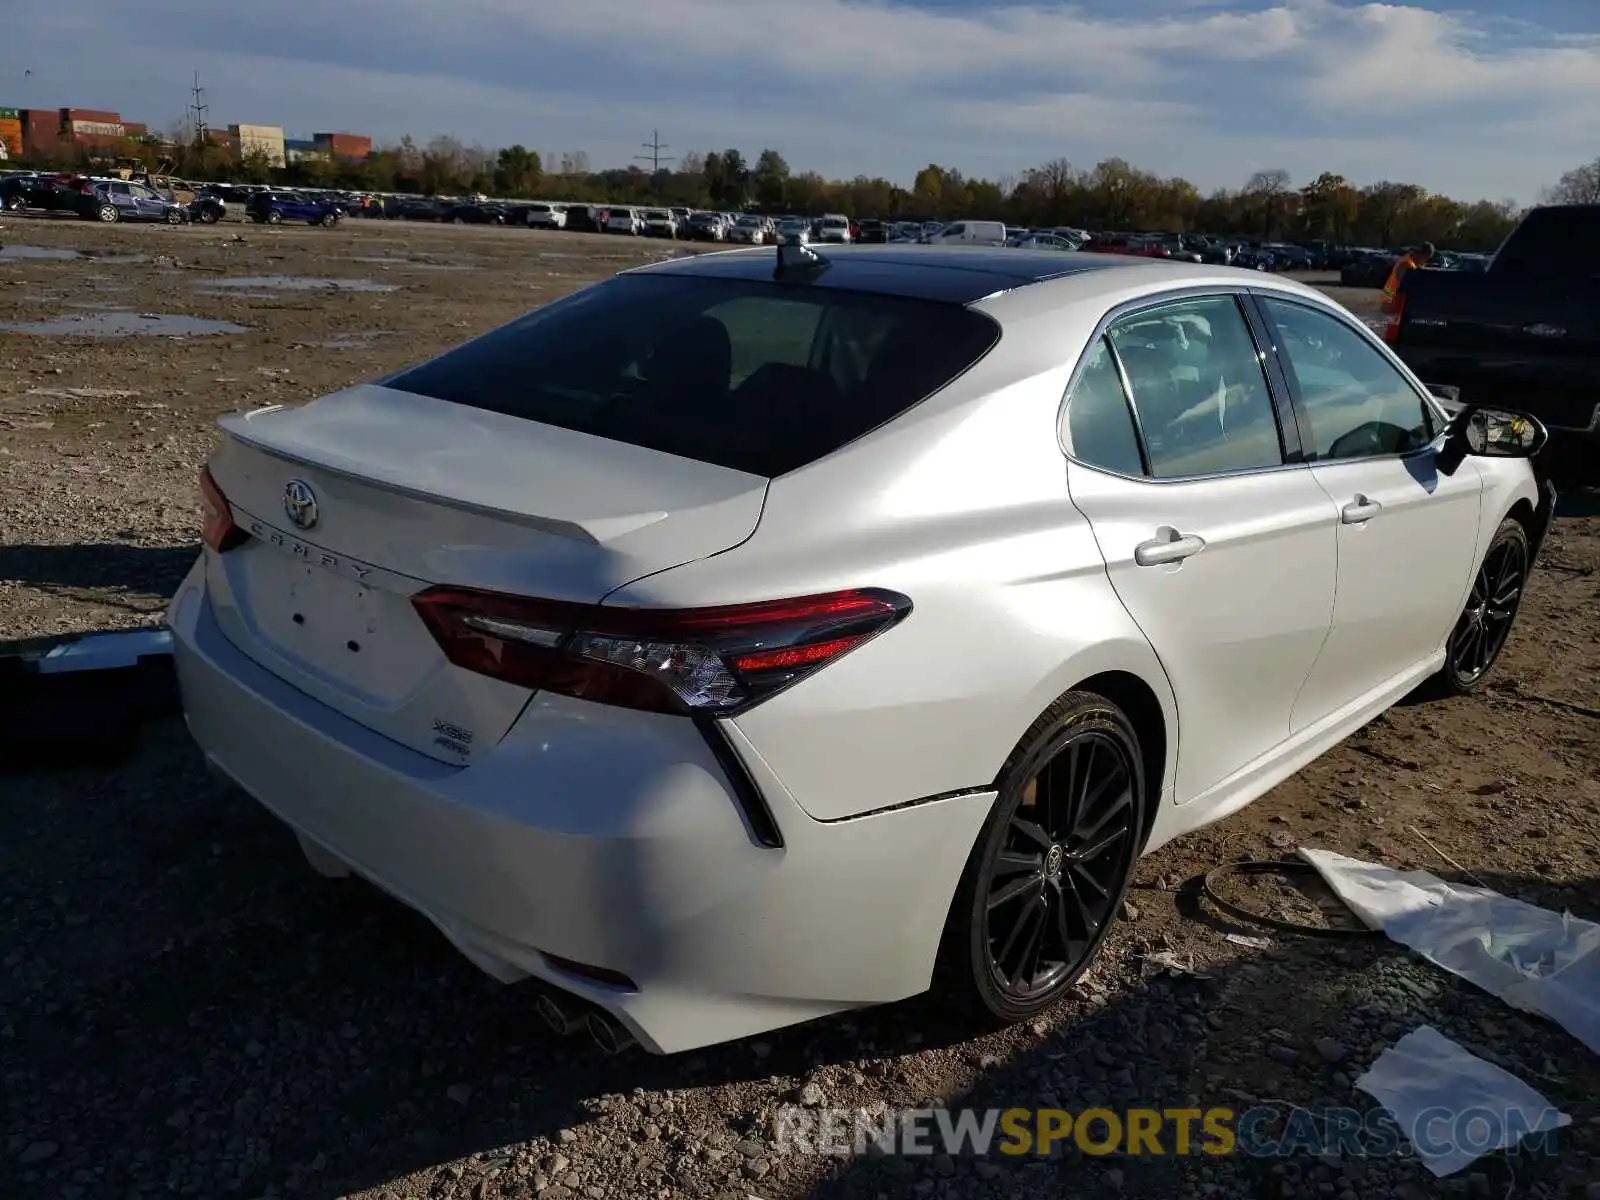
top-left (199, 466), bottom-right (248, 553)
top-left (411, 586), bottom-right (912, 716)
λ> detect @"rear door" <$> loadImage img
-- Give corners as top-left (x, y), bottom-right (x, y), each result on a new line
top-left (1063, 292), bottom-right (1340, 805)
top-left (1253, 293), bottom-right (1485, 730)
top-left (107, 181), bottom-right (137, 218)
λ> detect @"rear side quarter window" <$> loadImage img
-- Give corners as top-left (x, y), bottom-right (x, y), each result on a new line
top-left (1063, 338), bottom-right (1145, 477)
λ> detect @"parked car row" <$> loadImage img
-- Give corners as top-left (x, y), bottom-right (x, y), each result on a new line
top-left (0, 170), bottom-right (194, 224)
top-left (0, 169), bottom-right (1503, 278)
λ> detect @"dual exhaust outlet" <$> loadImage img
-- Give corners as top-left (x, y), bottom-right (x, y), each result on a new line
top-left (536, 989), bottom-right (636, 1055)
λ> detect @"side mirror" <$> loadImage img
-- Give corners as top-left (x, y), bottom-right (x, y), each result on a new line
top-left (1437, 404), bottom-right (1548, 475)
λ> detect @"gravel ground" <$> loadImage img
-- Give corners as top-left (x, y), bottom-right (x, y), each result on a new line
top-left (3, 215), bottom-right (1598, 1200)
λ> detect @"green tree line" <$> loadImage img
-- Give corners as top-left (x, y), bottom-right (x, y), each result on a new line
top-left (21, 132), bottom-right (1597, 252)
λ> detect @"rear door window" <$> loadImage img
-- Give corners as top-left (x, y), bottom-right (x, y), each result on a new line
top-left (387, 275), bottom-right (1000, 477)
top-left (1106, 295), bottom-right (1286, 478)
top-left (1493, 207), bottom-right (1600, 279)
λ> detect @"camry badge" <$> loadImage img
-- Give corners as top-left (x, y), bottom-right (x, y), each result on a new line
top-left (283, 479), bottom-right (319, 530)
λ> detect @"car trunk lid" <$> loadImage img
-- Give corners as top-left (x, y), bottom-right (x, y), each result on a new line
top-left (203, 384), bottom-right (768, 763)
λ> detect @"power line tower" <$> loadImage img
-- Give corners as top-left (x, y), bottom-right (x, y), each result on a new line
top-left (635, 130), bottom-right (674, 194)
top-left (187, 71), bottom-right (210, 148)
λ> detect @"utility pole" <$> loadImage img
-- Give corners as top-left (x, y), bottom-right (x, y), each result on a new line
top-left (635, 129), bottom-right (674, 194)
top-left (187, 71), bottom-right (209, 148)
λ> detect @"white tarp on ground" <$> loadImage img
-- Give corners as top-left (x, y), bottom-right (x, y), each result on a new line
top-left (1355, 1026), bottom-right (1570, 1177)
top-left (1299, 847), bottom-right (1600, 1055)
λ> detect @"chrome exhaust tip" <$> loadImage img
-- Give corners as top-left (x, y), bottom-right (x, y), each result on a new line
top-left (585, 1011), bottom-right (637, 1055)
top-left (535, 991), bottom-right (584, 1036)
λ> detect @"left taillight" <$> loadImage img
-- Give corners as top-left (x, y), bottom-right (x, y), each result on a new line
top-left (411, 586), bottom-right (912, 716)
top-left (199, 466), bottom-right (249, 552)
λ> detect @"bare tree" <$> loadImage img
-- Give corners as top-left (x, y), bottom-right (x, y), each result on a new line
top-left (1540, 158), bottom-right (1600, 205)
top-left (1244, 168), bottom-right (1292, 237)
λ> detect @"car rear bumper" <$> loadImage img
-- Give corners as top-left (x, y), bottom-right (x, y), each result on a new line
top-left (167, 562), bottom-right (992, 1053)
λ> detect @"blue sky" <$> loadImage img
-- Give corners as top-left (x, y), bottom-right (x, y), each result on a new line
top-left (3, 0), bottom-right (1596, 201)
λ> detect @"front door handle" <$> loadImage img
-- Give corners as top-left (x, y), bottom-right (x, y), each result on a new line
top-left (1134, 527), bottom-right (1206, 566)
top-left (1341, 494), bottom-right (1383, 524)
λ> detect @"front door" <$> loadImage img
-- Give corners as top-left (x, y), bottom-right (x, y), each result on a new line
top-left (1062, 293), bottom-right (1340, 804)
top-left (1251, 294), bottom-right (1486, 731)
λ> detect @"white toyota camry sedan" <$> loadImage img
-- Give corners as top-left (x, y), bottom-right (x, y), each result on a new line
top-left (170, 243), bottom-right (1556, 1055)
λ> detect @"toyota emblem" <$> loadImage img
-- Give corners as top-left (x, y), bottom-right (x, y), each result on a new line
top-left (283, 479), bottom-right (319, 530)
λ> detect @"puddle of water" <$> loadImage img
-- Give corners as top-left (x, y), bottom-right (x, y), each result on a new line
top-left (205, 275), bottom-right (399, 293)
top-left (0, 312), bottom-right (247, 337)
top-left (0, 246), bottom-right (147, 264)
top-left (0, 245), bottom-right (82, 261)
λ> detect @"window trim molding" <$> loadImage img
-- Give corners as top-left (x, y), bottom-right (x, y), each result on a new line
top-left (1247, 288), bottom-right (1453, 468)
top-left (1056, 284), bottom-right (1305, 486)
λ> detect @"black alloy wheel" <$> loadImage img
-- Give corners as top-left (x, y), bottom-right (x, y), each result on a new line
top-left (940, 691), bottom-right (1146, 1022)
top-left (1439, 518), bottom-right (1530, 693)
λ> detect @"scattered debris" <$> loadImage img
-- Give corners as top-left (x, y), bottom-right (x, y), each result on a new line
top-left (1302, 848), bottom-right (1600, 1053)
top-left (1355, 1026), bottom-right (1570, 1176)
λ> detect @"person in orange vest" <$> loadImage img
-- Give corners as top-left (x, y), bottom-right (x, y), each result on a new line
top-left (1380, 242), bottom-right (1435, 311)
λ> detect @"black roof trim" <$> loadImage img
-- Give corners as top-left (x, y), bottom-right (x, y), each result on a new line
top-left (629, 244), bottom-right (1144, 305)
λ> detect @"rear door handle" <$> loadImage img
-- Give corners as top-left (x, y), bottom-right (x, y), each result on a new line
top-left (1341, 495), bottom-right (1383, 524)
top-left (1134, 528), bottom-right (1206, 566)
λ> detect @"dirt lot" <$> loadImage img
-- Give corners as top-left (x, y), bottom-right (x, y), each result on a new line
top-left (3, 215), bottom-right (1597, 1200)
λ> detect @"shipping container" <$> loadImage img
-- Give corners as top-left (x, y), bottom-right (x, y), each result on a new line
top-left (122, 121), bottom-right (148, 136)
top-left (314, 131), bottom-right (372, 160)
top-left (61, 107), bottom-right (120, 123)
top-left (0, 107), bottom-right (18, 119)
top-left (0, 119), bottom-right (22, 159)
top-left (228, 123), bottom-right (286, 167)
top-left (70, 119), bottom-right (125, 139)
top-left (22, 110), bottom-right (65, 156)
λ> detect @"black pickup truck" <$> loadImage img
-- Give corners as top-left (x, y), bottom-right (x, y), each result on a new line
top-left (1387, 203), bottom-right (1598, 486)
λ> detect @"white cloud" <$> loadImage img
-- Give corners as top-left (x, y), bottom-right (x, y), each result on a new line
top-left (0, 0), bottom-right (1595, 200)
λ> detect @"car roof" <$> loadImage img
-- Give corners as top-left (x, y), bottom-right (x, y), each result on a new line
top-left (626, 243), bottom-right (1164, 304)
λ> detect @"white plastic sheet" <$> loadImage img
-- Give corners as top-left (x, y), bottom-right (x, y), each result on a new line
top-left (1300, 847), bottom-right (1600, 1055)
top-left (1355, 1026), bottom-right (1570, 1176)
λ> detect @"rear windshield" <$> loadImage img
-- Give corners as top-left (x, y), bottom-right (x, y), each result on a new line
top-left (1493, 206), bottom-right (1600, 279)
top-left (386, 274), bottom-right (1000, 476)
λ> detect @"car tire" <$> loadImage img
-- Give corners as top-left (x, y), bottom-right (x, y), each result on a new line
top-left (937, 690), bottom-right (1146, 1026)
top-left (97, 203), bottom-right (120, 223)
top-left (166, 209), bottom-right (184, 225)
top-left (198, 208), bottom-right (219, 224)
top-left (1430, 517), bottom-right (1531, 696)
top-left (266, 211), bottom-right (282, 225)
top-left (4, 195), bottom-right (25, 212)
top-left (320, 213), bottom-right (338, 228)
